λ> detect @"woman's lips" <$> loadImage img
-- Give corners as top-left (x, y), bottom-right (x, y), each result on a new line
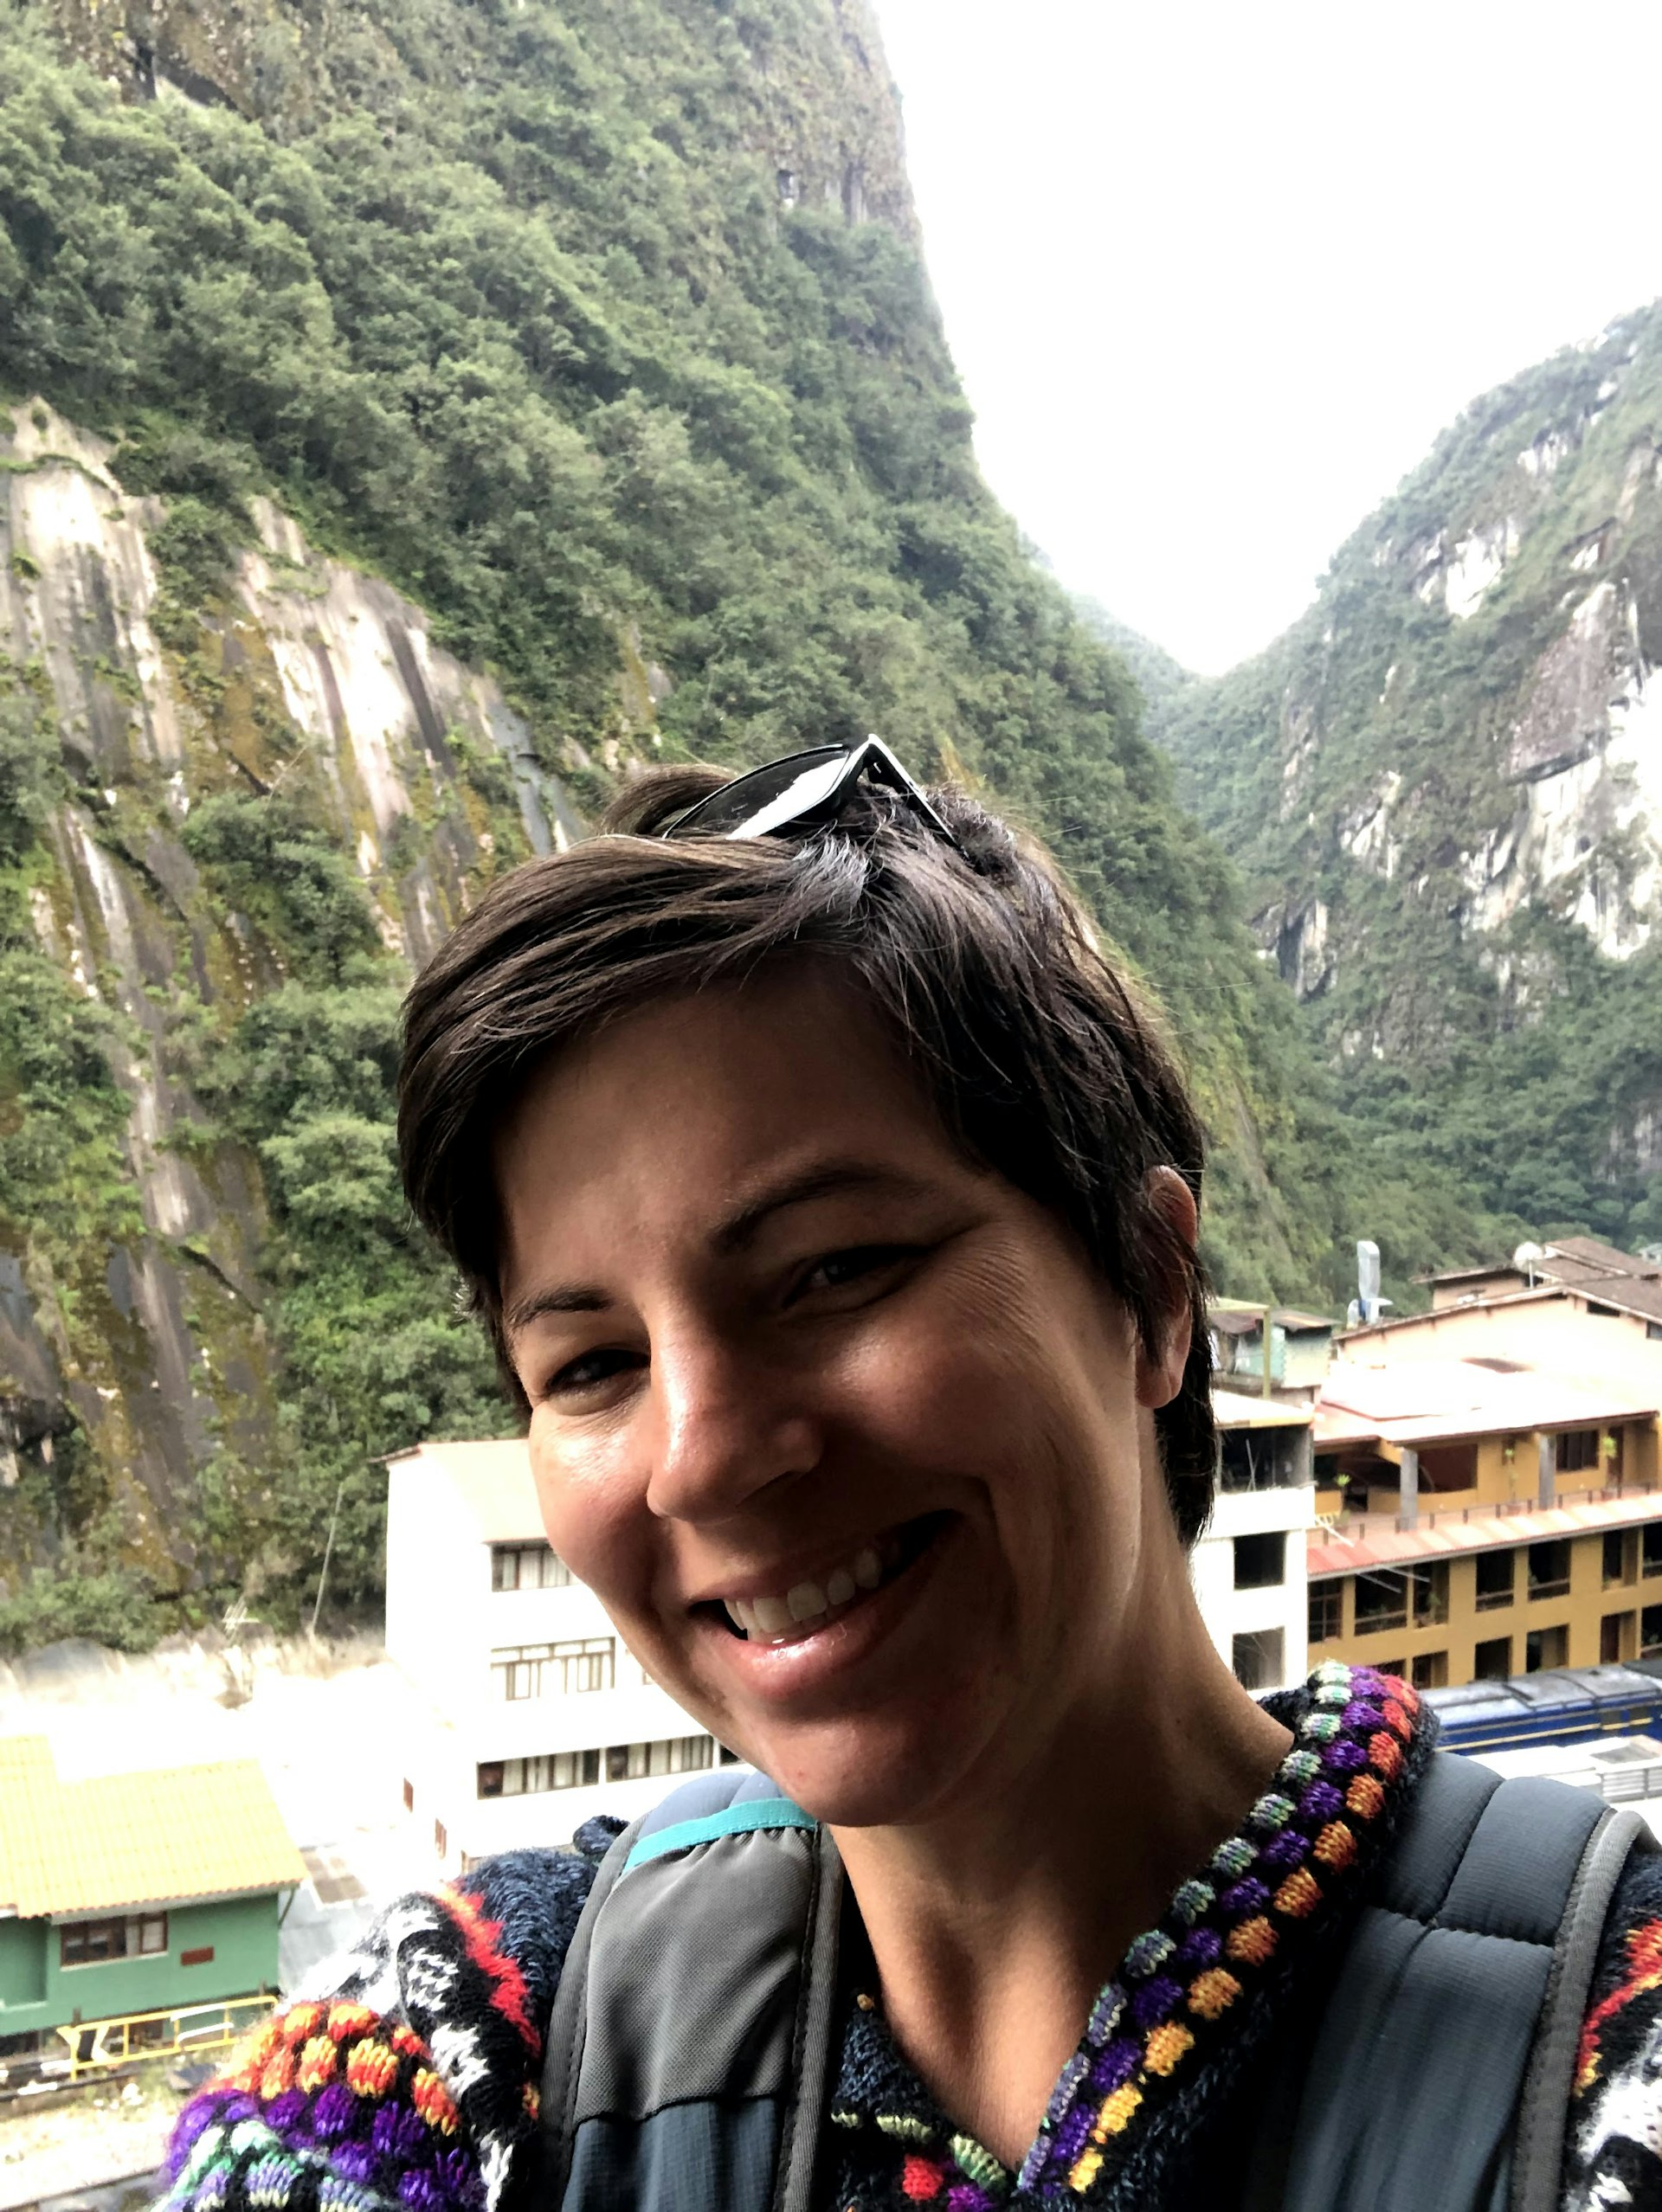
top-left (719, 1534), bottom-right (899, 1642)
top-left (694, 1514), bottom-right (954, 1698)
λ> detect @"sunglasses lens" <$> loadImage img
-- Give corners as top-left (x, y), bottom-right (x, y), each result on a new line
top-left (667, 748), bottom-right (848, 839)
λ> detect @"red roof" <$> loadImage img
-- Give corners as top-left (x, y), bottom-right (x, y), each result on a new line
top-left (1308, 1489), bottom-right (1662, 1579)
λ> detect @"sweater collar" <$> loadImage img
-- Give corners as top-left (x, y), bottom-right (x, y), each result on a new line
top-left (828, 1661), bottom-right (1436, 2206)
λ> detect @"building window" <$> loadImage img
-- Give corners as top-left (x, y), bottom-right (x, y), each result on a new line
top-left (1233, 1531), bottom-right (1285, 1590)
top-left (1647, 1321), bottom-right (1662, 1342)
top-left (1601, 1611), bottom-right (1637, 1664)
top-left (491, 1542), bottom-right (573, 1592)
top-left (402, 1778), bottom-right (415, 1812)
top-left (1354, 1570), bottom-right (1408, 1636)
top-left (180, 1945), bottom-right (215, 1967)
top-left (1643, 1606), bottom-right (1662, 1660)
top-left (478, 1748), bottom-right (603, 1798)
top-left (61, 1914), bottom-right (167, 1967)
top-left (1605, 1532), bottom-right (1633, 1587)
top-left (1526, 1624), bottom-right (1569, 1672)
top-left (1410, 1562), bottom-right (1448, 1627)
top-left (492, 1637), bottom-right (615, 1700)
top-left (1475, 1550), bottom-right (1515, 1611)
top-left (1556, 1430), bottom-right (1600, 1475)
top-left (1411, 1651), bottom-right (1447, 1690)
top-left (1231, 1628), bottom-right (1285, 1691)
top-left (607, 1737), bottom-right (715, 1784)
top-left (434, 1820), bottom-right (448, 1856)
top-left (1473, 1636), bottom-right (1512, 1681)
top-left (1527, 1540), bottom-right (1571, 1600)
top-left (1308, 1584), bottom-right (1343, 1644)
top-left (1644, 1526), bottom-right (1662, 1579)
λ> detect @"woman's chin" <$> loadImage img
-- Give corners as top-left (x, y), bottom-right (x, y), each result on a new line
top-left (735, 1685), bottom-right (1007, 1830)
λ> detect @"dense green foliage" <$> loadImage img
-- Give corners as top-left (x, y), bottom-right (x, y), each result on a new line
top-left (0, 0), bottom-right (1403, 1634)
top-left (0, 4), bottom-right (1350, 1273)
top-left (1141, 308), bottom-right (1662, 1287)
top-left (189, 971), bottom-right (517, 1609)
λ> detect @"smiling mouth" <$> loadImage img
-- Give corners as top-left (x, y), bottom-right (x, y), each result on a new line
top-left (708, 1514), bottom-right (947, 1644)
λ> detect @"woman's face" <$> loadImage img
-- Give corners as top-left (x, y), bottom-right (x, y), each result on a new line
top-left (495, 965), bottom-right (1191, 1828)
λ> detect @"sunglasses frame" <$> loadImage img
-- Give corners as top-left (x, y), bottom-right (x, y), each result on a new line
top-left (659, 736), bottom-right (965, 856)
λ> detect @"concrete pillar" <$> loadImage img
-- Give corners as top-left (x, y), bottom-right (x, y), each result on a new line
top-left (1399, 1446), bottom-right (1419, 1531)
top-left (1538, 1431), bottom-right (1556, 1508)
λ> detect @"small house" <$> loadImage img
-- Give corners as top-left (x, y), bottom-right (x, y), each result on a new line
top-left (0, 1735), bottom-right (304, 2054)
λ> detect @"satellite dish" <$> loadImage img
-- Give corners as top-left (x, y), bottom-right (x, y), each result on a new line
top-left (1512, 1242), bottom-right (1545, 1270)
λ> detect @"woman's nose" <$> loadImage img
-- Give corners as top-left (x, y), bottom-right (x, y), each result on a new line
top-left (645, 1333), bottom-right (821, 1522)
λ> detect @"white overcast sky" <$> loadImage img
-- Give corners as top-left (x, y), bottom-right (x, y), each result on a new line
top-left (870, 0), bottom-right (1662, 675)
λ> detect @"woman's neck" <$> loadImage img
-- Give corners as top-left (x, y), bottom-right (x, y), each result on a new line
top-left (828, 1573), bottom-right (1292, 2170)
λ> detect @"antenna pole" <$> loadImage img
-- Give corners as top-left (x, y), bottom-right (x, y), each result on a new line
top-left (310, 1480), bottom-right (345, 1640)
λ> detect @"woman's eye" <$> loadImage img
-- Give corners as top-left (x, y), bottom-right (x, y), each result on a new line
top-left (543, 1347), bottom-right (641, 1399)
top-left (796, 1244), bottom-right (919, 1298)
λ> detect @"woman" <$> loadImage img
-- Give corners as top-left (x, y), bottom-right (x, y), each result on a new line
top-left (164, 743), bottom-right (1662, 2212)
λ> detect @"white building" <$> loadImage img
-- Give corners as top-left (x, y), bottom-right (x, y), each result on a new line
top-left (384, 1440), bottom-right (741, 1873)
top-left (1189, 1390), bottom-right (1317, 1694)
top-left (387, 1387), bottom-right (1318, 1873)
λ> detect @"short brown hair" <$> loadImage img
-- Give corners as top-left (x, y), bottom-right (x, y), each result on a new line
top-left (398, 768), bottom-right (1216, 1543)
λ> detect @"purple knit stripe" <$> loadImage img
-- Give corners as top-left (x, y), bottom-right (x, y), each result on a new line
top-left (313, 2080), bottom-right (359, 2140)
top-left (947, 2187), bottom-right (995, 2212)
top-left (334, 2142), bottom-right (377, 2183)
top-left (266, 2087), bottom-right (309, 2135)
top-left (1128, 1974), bottom-right (1182, 2029)
top-left (1341, 1701), bottom-right (1384, 1730)
top-left (164, 2093), bottom-right (229, 2177)
top-left (1176, 1925), bottom-right (1223, 1969)
top-left (1051, 2099), bottom-right (1098, 2166)
top-left (1087, 2036), bottom-right (1143, 2094)
top-left (1259, 1828), bottom-right (1311, 1873)
top-left (441, 2147), bottom-right (488, 2209)
top-left (1219, 1877), bottom-right (1270, 1916)
top-left (1298, 1779), bottom-right (1344, 1821)
top-left (374, 2100), bottom-right (431, 2162)
top-left (1323, 1738), bottom-right (1367, 1773)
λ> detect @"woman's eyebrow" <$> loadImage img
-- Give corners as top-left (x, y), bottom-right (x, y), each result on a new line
top-left (503, 1282), bottom-right (611, 1334)
top-left (710, 1161), bottom-right (933, 1255)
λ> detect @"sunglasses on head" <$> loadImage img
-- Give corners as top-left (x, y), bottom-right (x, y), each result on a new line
top-left (658, 736), bottom-right (964, 855)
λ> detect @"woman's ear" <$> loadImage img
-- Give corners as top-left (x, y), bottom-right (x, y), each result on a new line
top-left (1135, 1165), bottom-right (1200, 1409)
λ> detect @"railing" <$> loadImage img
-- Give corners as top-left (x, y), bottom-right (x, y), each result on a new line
top-left (27, 1994), bottom-right (276, 2088)
top-left (1321, 1485), bottom-right (1652, 1542)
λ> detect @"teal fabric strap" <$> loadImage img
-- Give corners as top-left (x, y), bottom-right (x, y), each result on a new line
top-left (623, 1796), bottom-right (816, 1873)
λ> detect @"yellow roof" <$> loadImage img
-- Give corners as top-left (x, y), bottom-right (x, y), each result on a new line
top-left (0, 1736), bottom-right (306, 1919)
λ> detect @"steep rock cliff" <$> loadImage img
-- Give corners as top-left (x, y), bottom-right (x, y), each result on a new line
top-left (0, 396), bottom-right (570, 1629)
top-left (1152, 306), bottom-right (1662, 1261)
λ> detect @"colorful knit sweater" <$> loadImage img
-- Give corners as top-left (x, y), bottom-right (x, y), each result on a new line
top-left (162, 1663), bottom-right (1662, 2212)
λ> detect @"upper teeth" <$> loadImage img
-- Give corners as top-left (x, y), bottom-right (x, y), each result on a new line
top-left (725, 1545), bottom-right (884, 1639)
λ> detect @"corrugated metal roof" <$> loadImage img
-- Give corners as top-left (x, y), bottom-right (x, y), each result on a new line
top-left (1313, 1360), bottom-right (1656, 1448)
top-left (0, 1736), bottom-right (305, 1919)
top-left (1210, 1302), bottom-right (1335, 1333)
top-left (1212, 1388), bottom-right (1313, 1430)
top-left (1308, 1489), bottom-right (1662, 1579)
top-left (1547, 1237), bottom-right (1661, 1279)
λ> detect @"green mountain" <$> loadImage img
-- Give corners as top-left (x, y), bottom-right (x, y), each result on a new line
top-left (1150, 307), bottom-right (1662, 1276)
top-left (0, 0), bottom-right (1353, 1645)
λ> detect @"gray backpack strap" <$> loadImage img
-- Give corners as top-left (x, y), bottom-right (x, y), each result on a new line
top-left (1277, 1752), bottom-right (1638, 2212)
top-left (1510, 1800), bottom-right (1647, 2212)
top-left (538, 1774), bottom-right (843, 2212)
